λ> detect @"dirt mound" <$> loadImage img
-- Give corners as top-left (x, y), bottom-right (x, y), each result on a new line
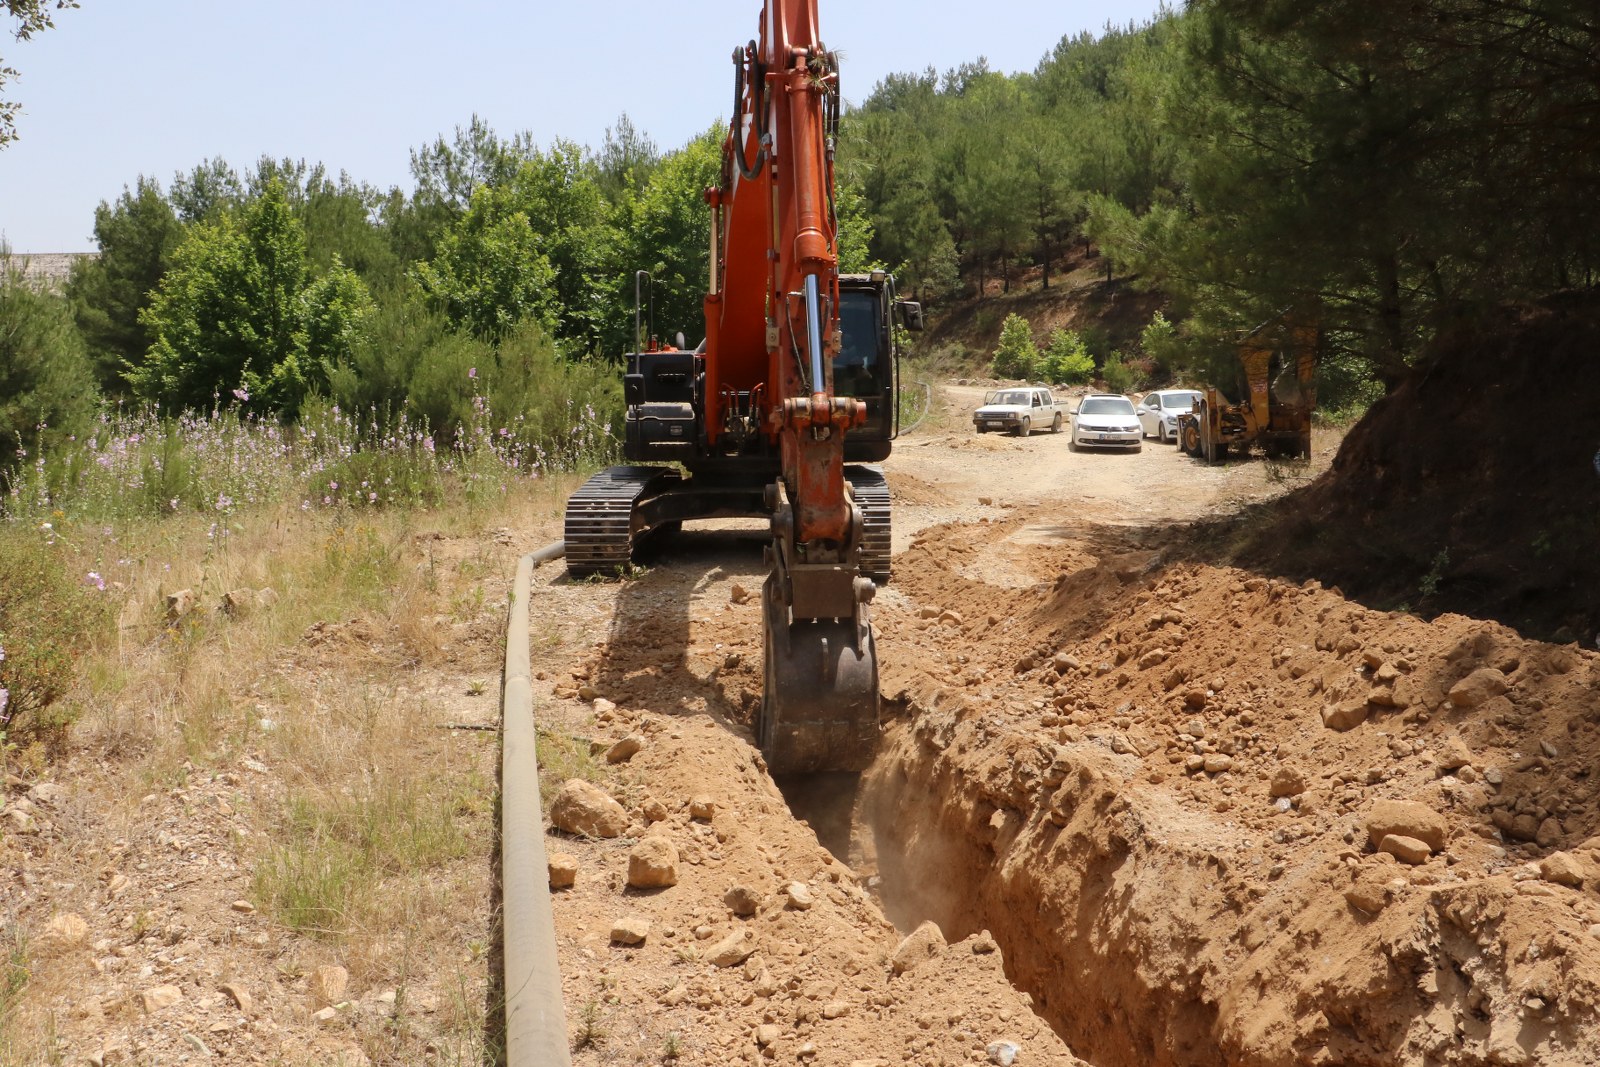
top-left (869, 508), bottom-right (1600, 1067)
top-left (1241, 291), bottom-right (1600, 643)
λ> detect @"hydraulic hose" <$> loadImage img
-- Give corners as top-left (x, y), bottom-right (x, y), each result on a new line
top-left (731, 41), bottom-right (767, 182)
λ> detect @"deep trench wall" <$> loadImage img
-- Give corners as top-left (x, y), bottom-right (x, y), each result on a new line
top-left (865, 711), bottom-right (1600, 1067)
top-left (861, 570), bottom-right (1600, 1067)
top-left (865, 714), bottom-right (1227, 1067)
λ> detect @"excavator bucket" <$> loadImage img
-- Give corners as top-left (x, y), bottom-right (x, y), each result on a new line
top-left (759, 575), bottom-right (879, 775)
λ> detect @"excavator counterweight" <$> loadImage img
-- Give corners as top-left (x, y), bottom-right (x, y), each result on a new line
top-left (562, 0), bottom-right (921, 774)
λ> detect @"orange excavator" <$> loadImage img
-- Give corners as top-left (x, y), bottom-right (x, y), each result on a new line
top-left (563, 0), bottom-right (922, 774)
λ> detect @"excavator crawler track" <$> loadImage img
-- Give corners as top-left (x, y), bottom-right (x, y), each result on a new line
top-left (846, 466), bottom-right (891, 584)
top-left (563, 466), bottom-right (678, 577)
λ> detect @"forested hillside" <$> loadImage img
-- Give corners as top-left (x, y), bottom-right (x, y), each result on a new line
top-left (843, 0), bottom-right (1599, 401)
top-left (3, 0), bottom-right (1597, 489)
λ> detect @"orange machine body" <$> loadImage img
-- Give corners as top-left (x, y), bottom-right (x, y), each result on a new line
top-left (703, 0), bottom-right (861, 546)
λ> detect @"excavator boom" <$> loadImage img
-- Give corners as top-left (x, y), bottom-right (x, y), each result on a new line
top-left (563, 0), bottom-right (922, 775)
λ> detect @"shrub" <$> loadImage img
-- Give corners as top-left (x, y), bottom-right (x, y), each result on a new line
top-left (1140, 311), bottom-right (1185, 375)
top-left (991, 313), bottom-right (1040, 380)
top-left (1041, 328), bottom-right (1095, 384)
top-left (1100, 352), bottom-right (1141, 394)
top-left (0, 528), bottom-right (114, 747)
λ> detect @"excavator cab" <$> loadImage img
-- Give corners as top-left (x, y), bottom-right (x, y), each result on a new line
top-left (835, 273), bottom-right (920, 463)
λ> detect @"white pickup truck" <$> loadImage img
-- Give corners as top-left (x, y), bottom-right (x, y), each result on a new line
top-left (972, 386), bottom-right (1065, 437)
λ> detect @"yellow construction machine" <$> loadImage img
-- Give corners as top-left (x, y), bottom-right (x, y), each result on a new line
top-left (1177, 312), bottom-right (1318, 462)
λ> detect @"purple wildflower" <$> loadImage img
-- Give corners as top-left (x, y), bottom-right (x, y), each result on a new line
top-left (85, 571), bottom-right (106, 591)
top-left (468, 367), bottom-right (477, 379)
top-left (233, 388), bottom-right (250, 402)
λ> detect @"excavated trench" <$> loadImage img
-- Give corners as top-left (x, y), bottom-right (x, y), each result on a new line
top-left (779, 533), bottom-right (1600, 1067)
top-left (575, 494), bottom-right (1600, 1067)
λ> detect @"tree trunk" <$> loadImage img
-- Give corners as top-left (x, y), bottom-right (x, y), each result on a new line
top-left (1373, 251), bottom-right (1408, 391)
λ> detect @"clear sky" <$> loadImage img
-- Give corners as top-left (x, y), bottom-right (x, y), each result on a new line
top-left (0, 1), bottom-right (1166, 253)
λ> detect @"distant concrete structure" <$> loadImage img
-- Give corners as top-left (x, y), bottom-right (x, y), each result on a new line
top-left (3, 252), bottom-right (97, 292)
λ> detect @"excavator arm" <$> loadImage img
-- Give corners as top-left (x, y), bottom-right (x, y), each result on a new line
top-left (709, 1), bottom-right (879, 773)
top-left (566, 0), bottom-right (910, 775)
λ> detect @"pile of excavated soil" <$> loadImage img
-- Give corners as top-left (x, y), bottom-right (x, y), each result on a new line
top-left (1238, 291), bottom-right (1600, 643)
top-left (868, 506), bottom-right (1600, 1067)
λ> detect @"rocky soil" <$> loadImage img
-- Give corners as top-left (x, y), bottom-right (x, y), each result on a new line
top-left (6, 381), bottom-right (1599, 1066)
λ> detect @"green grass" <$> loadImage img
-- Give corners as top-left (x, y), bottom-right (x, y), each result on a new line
top-left (535, 726), bottom-right (603, 813)
top-left (254, 778), bottom-right (468, 939)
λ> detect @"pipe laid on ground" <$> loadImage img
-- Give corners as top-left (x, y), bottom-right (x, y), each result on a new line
top-left (501, 540), bottom-right (569, 1067)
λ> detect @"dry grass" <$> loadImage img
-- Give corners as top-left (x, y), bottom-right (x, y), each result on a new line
top-left (0, 473), bottom-right (581, 1063)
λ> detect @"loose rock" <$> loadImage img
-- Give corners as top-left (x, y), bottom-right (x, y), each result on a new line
top-left (1269, 768), bottom-right (1307, 798)
top-left (1447, 667), bottom-right (1509, 708)
top-left (1366, 799), bottom-right (1449, 852)
top-left (890, 920), bottom-right (945, 976)
top-left (1437, 735), bottom-right (1473, 771)
top-left (723, 884), bottom-right (761, 916)
top-left (43, 912), bottom-right (88, 946)
top-left (139, 985), bottom-right (184, 1012)
top-left (689, 795), bottom-right (718, 820)
top-left (611, 915), bottom-right (651, 945)
top-left (783, 882), bottom-right (815, 910)
top-left (987, 1040), bottom-right (1021, 1066)
top-left (1378, 834), bottom-right (1433, 865)
top-left (549, 779), bottom-right (630, 838)
top-left (311, 965), bottom-right (349, 1007)
top-left (165, 589), bottom-right (196, 620)
top-left (605, 735), bottom-right (645, 764)
top-left (1322, 699), bottom-right (1369, 732)
top-left (1540, 852), bottom-right (1585, 888)
top-left (627, 836), bottom-right (680, 889)
top-left (707, 928), bottom-right (757, 967)
top-left (548, 852), bottom-right (579, 890)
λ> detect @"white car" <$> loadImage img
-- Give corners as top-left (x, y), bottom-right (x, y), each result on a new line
top-left (1069, 393), bottom-right (1142, 452)
top-left (972, 386), bottom-right (1064, 437)
top-left (1136, 389), bottom-right (1204, 443)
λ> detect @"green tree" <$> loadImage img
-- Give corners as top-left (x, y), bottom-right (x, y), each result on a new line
top-left (1, 0), bottom-right (78, 145)
top-left (1041, 327), bottom-right (1094, 384)
top-left (249, 157), bottom-right (403, 289)
top-left (0, 256), bottom-right (96, 480)
top-left (616, 125), bottom-right (724, 351)
top-left (67, 177), bottom-right (186, 393)
top-left (1100, 352), bottom-right (1139, 393)
top-left (169, 157), bottom-right (244, 224)
top-left (592, 112), bottom-right (659, 202)
top-left (834, 165), bottom-right (882, 275)
top-left (991, 313), bottom-right (1040, 379)
top-left (1139, 311), bottom-right (1184, 376)
top-left (131, 180), bottom-right (372, 413)
top-left (397, 115), bottom-right (536, 266)
top-left (414, 184), bottom-right (560, 343)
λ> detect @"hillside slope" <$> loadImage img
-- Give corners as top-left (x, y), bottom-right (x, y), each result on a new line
top-left (1237, 291), bottom-right (1600, 643)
